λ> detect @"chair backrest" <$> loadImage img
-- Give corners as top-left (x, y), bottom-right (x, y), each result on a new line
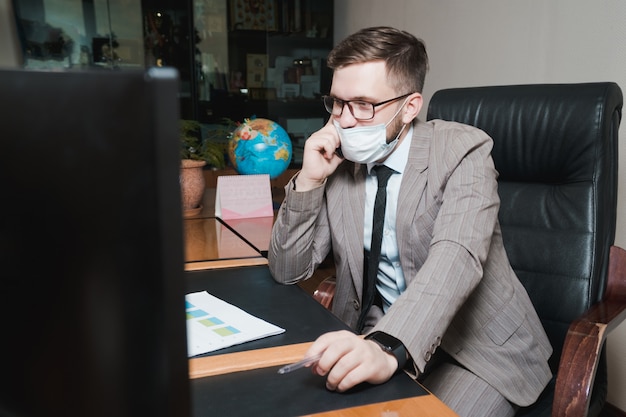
top-left (427, 83), bottom-right (622, 370)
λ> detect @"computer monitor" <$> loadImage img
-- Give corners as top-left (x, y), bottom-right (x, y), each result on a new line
top-left (0, 68), bottom-right (189, 417)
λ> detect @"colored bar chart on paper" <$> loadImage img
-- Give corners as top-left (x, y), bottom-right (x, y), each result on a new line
top-left (185, 291), bottom-right (285, 357)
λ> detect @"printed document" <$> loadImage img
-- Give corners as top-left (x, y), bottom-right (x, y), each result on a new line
top-left (185, 291), bottom-right (285, 357)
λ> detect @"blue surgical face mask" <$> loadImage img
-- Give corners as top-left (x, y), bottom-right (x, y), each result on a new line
top-left (333, 99), bottom-right (408, 164)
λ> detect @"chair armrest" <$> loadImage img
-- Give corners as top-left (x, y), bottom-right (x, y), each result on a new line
top-left (552, 245), bottom-right (626, 417)
top-left (313, 276), bottom-right (336, 310)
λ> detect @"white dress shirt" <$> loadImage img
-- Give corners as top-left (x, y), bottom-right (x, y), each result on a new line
top-left (364, 125), bottom-right (413, 312)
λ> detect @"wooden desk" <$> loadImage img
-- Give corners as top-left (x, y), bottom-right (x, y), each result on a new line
top-left (188, 186), bottom-right (275, 250)
top-left (183, 187), bottom-right (274, 270)
top-left (184, 217), bottom-right (268, 270)
top-left (185, 266), bottom-right (458, 417)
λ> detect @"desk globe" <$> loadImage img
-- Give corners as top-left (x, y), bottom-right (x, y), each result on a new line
top-left (228, 117), bottom-right (292, 179)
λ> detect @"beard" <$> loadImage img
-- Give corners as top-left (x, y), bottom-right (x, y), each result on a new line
top-left (385, 113), bottom-right (406, 144)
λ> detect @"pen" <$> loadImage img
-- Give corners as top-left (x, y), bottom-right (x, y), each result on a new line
top-left (277, 353), bottom-right (322, 374)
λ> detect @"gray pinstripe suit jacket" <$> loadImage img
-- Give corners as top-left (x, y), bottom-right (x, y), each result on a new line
top-left (268, 119), bottom-right (552, 406)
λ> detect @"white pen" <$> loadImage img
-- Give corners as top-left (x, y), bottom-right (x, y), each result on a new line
top-left (277, 353), bottom-right (323, 374)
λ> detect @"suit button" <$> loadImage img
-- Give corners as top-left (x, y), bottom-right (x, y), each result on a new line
top-left (424, 351), bottom-right (432, 362)
top-left (352, 299), bottom-right (360, 310)
top-left (435, 337), bottom-right (442, 346)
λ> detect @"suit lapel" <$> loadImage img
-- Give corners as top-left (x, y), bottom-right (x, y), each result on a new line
top-left (341, 163), bottom-right (367, 299)
top-left (397, 122), bottom-right (432, 272)
top-left (335, 121), bottom-right (432, 300)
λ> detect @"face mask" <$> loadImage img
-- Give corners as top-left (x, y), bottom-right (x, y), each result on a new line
top-left (333, 99), bottom-right (408, 164)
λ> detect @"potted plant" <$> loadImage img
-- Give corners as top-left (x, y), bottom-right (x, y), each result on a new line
top-left (179, 119), bottom-right (235, 217)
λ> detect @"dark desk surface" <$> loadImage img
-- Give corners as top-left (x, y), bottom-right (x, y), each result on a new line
top-left (184, 265), bottom-right (450, 417)
top-left (185, 266), bottom-right (346, 355)
top-left (191, 364), bottom-right (428, 417)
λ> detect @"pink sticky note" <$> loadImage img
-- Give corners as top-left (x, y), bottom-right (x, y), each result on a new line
top-left (215, 174), bottom-right (273, 220)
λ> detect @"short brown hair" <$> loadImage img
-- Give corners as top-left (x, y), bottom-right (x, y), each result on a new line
top-left (327, 26), bottom-right (429, 94)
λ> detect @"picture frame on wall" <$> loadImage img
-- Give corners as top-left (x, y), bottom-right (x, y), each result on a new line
top-left (229, 0), bottom-right (277, 31)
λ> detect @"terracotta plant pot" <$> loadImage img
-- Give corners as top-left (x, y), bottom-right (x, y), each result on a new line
top-left (180, 159), bottom-right (206, 218)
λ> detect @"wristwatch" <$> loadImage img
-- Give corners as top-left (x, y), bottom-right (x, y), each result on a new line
top-left (365, 331), bottom-right (407, 369)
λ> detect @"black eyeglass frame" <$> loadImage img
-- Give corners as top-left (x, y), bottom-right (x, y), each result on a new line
top-left (322, 92), bottom-right (414, 121)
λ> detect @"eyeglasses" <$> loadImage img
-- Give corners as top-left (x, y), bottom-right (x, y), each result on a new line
top-left (322, 92), bottom-right (413, 121)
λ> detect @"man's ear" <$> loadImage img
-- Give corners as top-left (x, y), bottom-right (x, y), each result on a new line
top-left (402, 92), bottom-right (423, 124)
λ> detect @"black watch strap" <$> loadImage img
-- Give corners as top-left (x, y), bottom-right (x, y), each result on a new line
top-left (365, 331), bottom-right (407, 370)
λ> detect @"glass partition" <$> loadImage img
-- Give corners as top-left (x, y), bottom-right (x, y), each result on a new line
top-left (11, 0), bottom-right (333, 167)
top-left (12, 0), bottom-right (232, 121)
top-left (13, 0), bottom-right (144, 70)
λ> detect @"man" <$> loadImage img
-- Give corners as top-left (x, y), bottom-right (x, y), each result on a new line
top-left (268, 26), bottom-right (552, 417)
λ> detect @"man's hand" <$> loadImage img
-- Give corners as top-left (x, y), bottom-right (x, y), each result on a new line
top-left (304, 330), bottom-right (398, 392)
top-left (295, 119), bottom-right (344, 191)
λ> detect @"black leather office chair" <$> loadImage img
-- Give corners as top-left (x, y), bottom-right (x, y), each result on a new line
top-left (426, 82), bottom-right (626, 417)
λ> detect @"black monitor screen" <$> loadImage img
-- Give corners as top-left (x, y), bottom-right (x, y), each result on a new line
top-left (0, 68), bottom-right (189, 417)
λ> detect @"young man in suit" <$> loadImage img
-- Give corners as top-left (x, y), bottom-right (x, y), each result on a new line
top-left (268, 26), bottom-right (552, 417)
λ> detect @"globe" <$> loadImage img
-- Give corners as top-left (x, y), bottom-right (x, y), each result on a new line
top-left (228, 117), bottom-right (292, 179)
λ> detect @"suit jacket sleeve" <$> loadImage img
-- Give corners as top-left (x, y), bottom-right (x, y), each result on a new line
top-left (268, 175), bottom-right (331, 284)
top-left (374, 121), bottom-right (500, 375)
